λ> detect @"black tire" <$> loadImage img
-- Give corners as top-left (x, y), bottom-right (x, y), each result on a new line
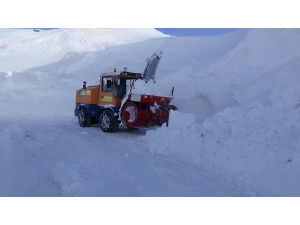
top-left (78, 107), bottom-right (91, 127)
top-left (99, 109), bottom-right (119, 132)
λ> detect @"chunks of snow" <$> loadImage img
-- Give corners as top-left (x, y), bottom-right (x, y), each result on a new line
top-left (125, 106), bottom-right (136, 122)
top-left (139, 110), bottom-right (199, 160)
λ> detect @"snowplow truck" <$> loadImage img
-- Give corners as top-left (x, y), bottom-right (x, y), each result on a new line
top-left (74, 51), bottom-right (177, 132)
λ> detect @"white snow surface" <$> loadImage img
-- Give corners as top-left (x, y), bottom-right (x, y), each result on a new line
top-left (1, 28), bottom-right (300, 197)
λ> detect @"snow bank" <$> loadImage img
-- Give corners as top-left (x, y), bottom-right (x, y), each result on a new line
top-left (140, 104), bottom-right (300, 196)
top-left (139, 29), bottom-right (300, 196)
top-left (0, 28), bottom-right (168, 71)
top-left (140, 111), bottom-right (200, 160)
top-left (192, 29), bottom-right (300, 112)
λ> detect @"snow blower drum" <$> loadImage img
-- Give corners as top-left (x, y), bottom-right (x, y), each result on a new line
top-left (120, 93), bottom-right (177, 128)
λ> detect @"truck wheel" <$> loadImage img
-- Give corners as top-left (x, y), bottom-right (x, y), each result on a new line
top-left (99, 109), bottom-right (118, 132)
top-left (78, 107), bottom-right (91, 127)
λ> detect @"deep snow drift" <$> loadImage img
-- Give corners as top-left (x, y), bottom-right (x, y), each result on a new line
top-left (141, 29), bottom-right (300, 196)
top-left (1, 28), bottom-right (300, 197)
top-left (0, 28), bottom-right (168, 71)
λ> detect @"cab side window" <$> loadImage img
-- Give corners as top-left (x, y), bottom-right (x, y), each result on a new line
top-left (102, 77), bottom-right (112, 92)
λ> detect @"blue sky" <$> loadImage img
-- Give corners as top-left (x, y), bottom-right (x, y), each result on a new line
top-left (155, 28), bottom-right (237, 36)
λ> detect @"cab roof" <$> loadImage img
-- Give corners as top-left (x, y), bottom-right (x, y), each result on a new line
top-left (101, 71), bottom-right (143, 79)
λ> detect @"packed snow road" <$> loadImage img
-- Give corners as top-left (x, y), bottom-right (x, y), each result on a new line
top-left (0, 116), bottom-right (246, 197)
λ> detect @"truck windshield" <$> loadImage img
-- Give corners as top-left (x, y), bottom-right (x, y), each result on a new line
top-left (114, 77), bottom-right (135, 98)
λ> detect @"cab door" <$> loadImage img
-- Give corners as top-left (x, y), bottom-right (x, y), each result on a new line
top-left (99, 76), bottom-right (114, 105)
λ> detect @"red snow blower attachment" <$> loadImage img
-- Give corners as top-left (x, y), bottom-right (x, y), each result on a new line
top-left (120, 84), bottom-right (177, 128)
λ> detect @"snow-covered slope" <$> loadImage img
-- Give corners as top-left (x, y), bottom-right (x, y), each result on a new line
top-left (1, 28), bottom-right (300, 197)
top-left (142, 28), bottom-right (300, 196)
top-left (0, 28), bottom-right (168, 71)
